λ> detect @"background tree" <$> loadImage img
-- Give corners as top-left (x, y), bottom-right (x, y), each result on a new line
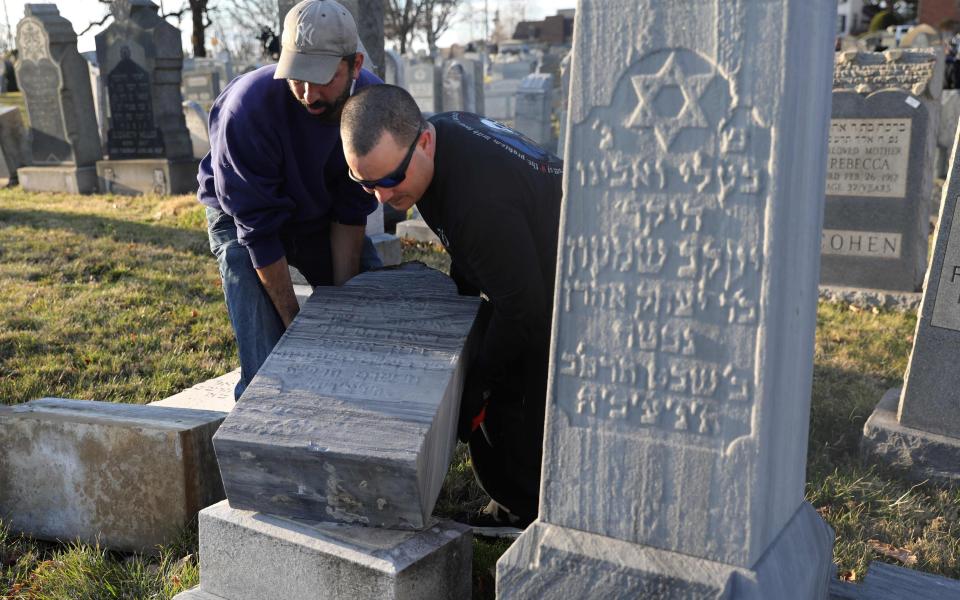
top-left (418, 0), bottom-right (460, 57)
top-left (384, 0), bottom-right (422, 55)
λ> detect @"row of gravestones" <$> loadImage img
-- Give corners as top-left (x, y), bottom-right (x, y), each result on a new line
top-left (15, 2), bottom-right (197, 196)
top-left (386, 51), bottom-right (560, 151)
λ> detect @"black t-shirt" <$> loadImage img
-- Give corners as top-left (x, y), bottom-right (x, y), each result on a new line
top-left (417, 112), bottom-right (564, 386)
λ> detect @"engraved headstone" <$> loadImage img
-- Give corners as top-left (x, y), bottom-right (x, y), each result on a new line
top-left (182, 70), bottom-right (220, 103)
top-left (407, 60), bottom-right (441, 113)
top-left (822, 48), bottom-right (944, 292)
top-left (821, 90), bottom-right (932, 291)
top-left (182, 100), bottom-right (209, 160)
top-left (861, 119), bottom-right (960, 486)
top-left (94, 0), bottom-right (197, 194)
top-left (441, 58), bottom-right (483, 114)
top-left (213, 264), bottom-right (479, 528)
top-left (14, 4), bottom-right (101, 193)
top-left (497, 1), bottom-right (836, 597)
top-left (0, 106), bottom-right (28, 186)
top-left (514, 72), bottom-right (554, 148)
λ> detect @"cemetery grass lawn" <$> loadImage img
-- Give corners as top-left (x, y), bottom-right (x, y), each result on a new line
top-left (4, 189), bottom-right (960, 595)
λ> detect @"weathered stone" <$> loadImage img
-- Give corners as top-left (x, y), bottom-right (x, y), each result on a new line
top-left (862, 103), bottom-right (960, 481)
top-left (0, 105), bottom-right (27, 184)
top-left (213, 264), bottom-right (479, 528)
top-left (834, 48), bottom-right (943, 100)
top-left (407, 61), bottom-right (441, 114)
top-left (372, 232), bottom-right (402, 266)
top-left (484, 78), bottom-right (523, 124)
top-left (441, 58), bottom-right (483, 113)
top-left (821, 90), bottom-right (933, 292)
top-left (497, 0), bottom-right (836, 596)
top-left (149, 369), bottom-right (239, 412)
top-left (826, 562), bottom-right (960, 600)
top-left (182, 70), bottom-right (220, 103)
top-left (862, 389), bottom-right (960, 487)
top-left (175, 500), bottom-right (471, 600)
top-left (0, 398), bottom-right (225, 553)
top-left (817, 285), bottom-right (921, 312)
top-left (936, 89), bottom-right (960, 178)
top-left (96, 157), bottom-right (198, 195)
top-left (384, 49), bottom-right (404, 87)
top-left (513, 73), bottom-right (554, 148)
top-left (17, 164), bottom-right (98, 193)
top-left (183, 100), bottom-right (209, 159)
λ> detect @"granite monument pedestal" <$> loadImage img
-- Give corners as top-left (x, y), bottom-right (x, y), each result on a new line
top-left (173, 501), bottom-right (471, 600)
top-left (18, 164), bottom-right (98, 193)
top-left (96, 158), bottom-right (199, 195)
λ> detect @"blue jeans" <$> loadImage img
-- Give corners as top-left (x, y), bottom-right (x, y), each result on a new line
top-left (206, 207), bottom-right (382, 399)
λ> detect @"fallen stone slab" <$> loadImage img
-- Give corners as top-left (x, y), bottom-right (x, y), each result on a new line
top-left (173, 500), bottom-right (471, 600)
top-left (213, 264), bottom-right (479, 528)
top-left (149, 369), bottom-right (239, 412)
top-left (0, 398), bottom-right (225, 553)
top-left (826, 562), bottom-right (960, 600)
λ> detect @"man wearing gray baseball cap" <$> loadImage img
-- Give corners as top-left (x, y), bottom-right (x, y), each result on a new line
top-left (197, 0), bottom-right (383, 399)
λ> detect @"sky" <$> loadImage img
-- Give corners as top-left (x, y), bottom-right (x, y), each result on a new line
top-left (0, 0), bottom-right (576, 55)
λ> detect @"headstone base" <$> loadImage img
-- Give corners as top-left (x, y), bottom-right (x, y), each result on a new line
top-left (862, 388), bottom-right (960, 487)
top-left (96, 158), bottom-right (199, 196)
top-left (818, 285), bottom-right (923, 312)
top-left (182, 500), bottom-right (471, 600)
top-left (496, 502), bottom-right (834, 600)
top-left (18, 165), bottom-right (98, 194)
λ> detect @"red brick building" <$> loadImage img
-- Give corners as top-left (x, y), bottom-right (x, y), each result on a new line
top-left (919, 0), bottom-right (960, 27)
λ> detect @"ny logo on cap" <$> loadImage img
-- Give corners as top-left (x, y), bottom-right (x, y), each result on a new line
top-left (297, 20), bottom-right (316, 47)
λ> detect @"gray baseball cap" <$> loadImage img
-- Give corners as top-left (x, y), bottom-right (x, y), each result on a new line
top-left (274, 0), bottom-right (368, 84)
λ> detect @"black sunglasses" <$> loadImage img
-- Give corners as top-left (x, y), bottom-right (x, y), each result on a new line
top-left (348, 125), bottom-right (424, 190)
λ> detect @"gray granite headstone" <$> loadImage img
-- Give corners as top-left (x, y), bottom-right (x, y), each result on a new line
top-left (483, 77), bottom-right (522, 123)
top-left (557, 51), bottom-right (571, 157)
top-left (182, 70), bottom-right (220, 103)
top-left (513, 72), bottom-right (554, 147)
top-left (861, 111), bottom-right (960, 485)
top-left (383, 49), bottom-right (404, 87)
top-left (407, 60), bottom-right (441, 114)
top-left (937, 89), bottom-right (960, 178)
top-left (496, 0), bottom-right (836, 597)
top-left (15, 4), bottom-right (101, 166)
top-left (182, 100), bottom-right (209, 159)
top-left (441, 58), bottom-right (483, 114)
top-left (213, 264), bottom-right (479, 529)
top-left (0, 106), bottom-right (28, 184)
top-left (821, 89), bottom-right (932, 292)
top-left (95, 0), bottom-right (192, 160)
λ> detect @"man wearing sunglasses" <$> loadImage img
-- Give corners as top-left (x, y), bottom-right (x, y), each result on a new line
top-left (197, 0), bottom-right (382, 400)
top-left (341, 84), bottom-right (564, 528)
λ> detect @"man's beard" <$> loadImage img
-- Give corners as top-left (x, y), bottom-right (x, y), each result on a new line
top-left (302, 81), bottom-right (352, 123)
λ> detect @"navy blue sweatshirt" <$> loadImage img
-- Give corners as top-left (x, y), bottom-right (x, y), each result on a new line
top-left (197, 64), bottom-right (380, 269)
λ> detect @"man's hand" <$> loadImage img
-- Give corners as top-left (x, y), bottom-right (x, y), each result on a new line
top-left (330, 222), bottom-right (365, 286)
top-left (255, 256), bottom-right (300, 328)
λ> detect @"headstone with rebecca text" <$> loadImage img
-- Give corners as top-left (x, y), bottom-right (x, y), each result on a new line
top-left (821, 48), bottom-right (942, 292)
top-left (496, 1), bottom-right (837, 597)
top-left (821, 89), bottom-right (932, 292)
top-left (94, 0), bottom-right (197, 195)
top-left (861, 113), bottom-right (960, 486)
top-left (15, 4), bottom-right (102, 193)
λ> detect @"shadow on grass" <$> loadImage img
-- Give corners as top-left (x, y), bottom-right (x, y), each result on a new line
top-left (0, 207), bottom-right (210, 257)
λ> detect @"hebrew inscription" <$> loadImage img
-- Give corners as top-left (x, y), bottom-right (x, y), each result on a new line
top-left (106, 47), bottom-right (165, 158)
top-left (932, 197), bottom-right (960, 332)
top-left (557, 49), bottom-right (768, 451)
top-left (825, 118), bottom-right (911, 198)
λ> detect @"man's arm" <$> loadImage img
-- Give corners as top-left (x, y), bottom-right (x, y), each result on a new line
top-left (255, 256), bottom-right (300, 328)
top-left (330, 221), bottom-right (365, 286)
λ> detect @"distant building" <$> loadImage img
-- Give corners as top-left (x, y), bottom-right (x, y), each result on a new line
top-left (513, 9), bottom-right (574, 45)
top-left (919, 0), bottom-right (960, 28)
top-left (837, 0), bottom-right (865, 36)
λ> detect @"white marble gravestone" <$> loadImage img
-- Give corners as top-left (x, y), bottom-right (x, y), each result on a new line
top-left (496, 1), bottom-right (836, 598)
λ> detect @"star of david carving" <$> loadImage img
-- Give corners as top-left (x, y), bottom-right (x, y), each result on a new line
top-left (627, 52), bottom-right (712, 151)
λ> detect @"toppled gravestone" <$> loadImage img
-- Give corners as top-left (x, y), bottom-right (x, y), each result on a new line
top-left (176, 263), bottom-right (478, 600)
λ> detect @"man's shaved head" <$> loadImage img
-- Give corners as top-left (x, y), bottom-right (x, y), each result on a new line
top-left (341, 84), bottom-right (425, 156)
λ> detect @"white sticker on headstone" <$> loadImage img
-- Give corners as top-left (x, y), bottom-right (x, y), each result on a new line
top-left (824, 118), bottom-right (911, 198)
top-left (932, 198), bottom-right (960, 332)
top-left (820, 229), bottom-right (902, 258)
